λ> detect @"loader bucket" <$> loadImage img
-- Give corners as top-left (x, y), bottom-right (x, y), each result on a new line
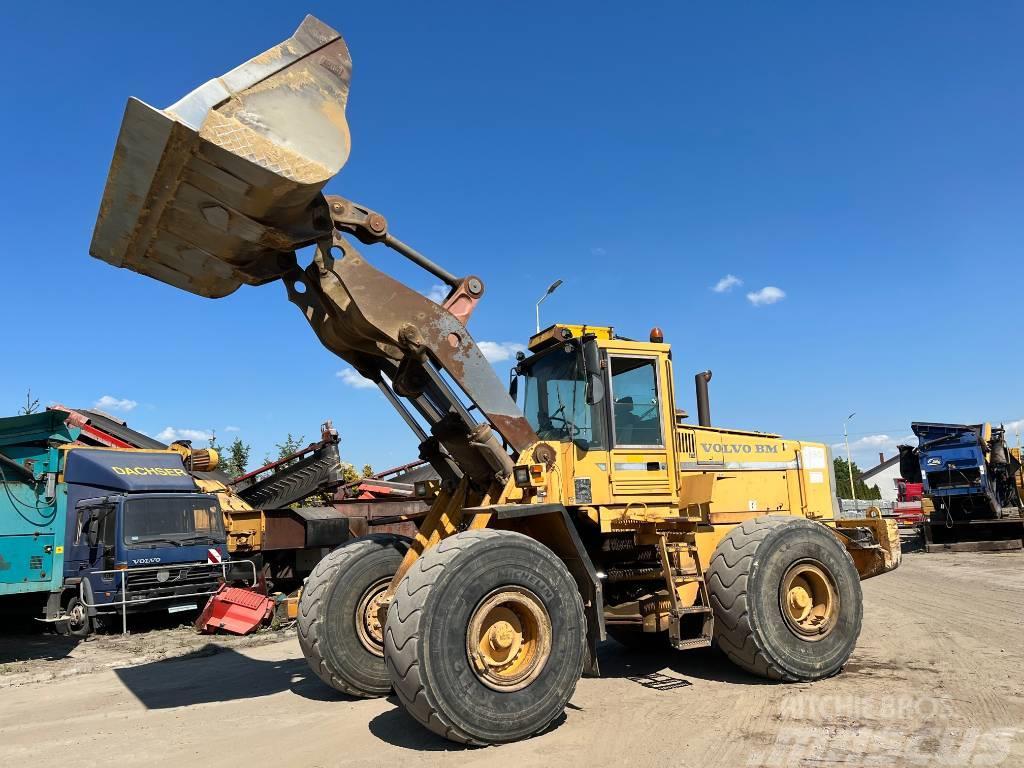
top-left (90, 15), bottom-right (351, 298)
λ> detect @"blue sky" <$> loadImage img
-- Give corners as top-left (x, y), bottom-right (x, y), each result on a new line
top-left (4, 2), bottom-right (1023, 473)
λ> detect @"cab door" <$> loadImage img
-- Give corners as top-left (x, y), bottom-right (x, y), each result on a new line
top-left (608, 354), bottom-right (676, 503)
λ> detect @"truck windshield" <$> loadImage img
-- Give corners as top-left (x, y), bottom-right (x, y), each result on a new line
top-left (123, 496), bottom-right (223, 547)
top-left (520, 343), bottom-right (607, 449)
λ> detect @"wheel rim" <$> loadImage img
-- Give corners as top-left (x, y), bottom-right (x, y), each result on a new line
top-left (466, 587), bottom-right (552, 692)
top-left (67, 601), bottom-right (87, 632)
top-left (780, 560), bottom-right (839, 641)
top-left (354, 577), bottom-right (391, 657)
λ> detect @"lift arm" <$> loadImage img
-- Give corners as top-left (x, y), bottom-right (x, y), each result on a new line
top-left (89, 15), bottom-right (537, 492)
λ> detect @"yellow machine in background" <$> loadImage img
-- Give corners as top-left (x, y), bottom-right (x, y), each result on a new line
top-left (166, 442), bottom-right (262, 553)
top-left (170, 442), bottom-right (347, 586)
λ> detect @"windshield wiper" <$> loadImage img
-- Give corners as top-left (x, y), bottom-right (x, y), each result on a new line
top-left (179, 535), bottom-right (219, 545)
top-left (133, 537), bottom-right (182, 547)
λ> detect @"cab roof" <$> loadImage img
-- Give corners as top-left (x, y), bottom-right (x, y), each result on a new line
top-left (528, 324), bottom-right (614, 353)
top-left (63, 448), bottom-right (198, 493)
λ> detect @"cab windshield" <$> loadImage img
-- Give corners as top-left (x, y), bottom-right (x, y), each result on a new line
top-left (519, 343), bottom-right (607, 449)
top-left (123, 495), bottom-right (223, 547)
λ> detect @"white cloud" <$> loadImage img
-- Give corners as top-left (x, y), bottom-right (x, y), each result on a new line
top-left (1002, 419), bottom-right (1024, 434)
top-left (712, 274), bottom-right (742, 293)
top-left (746, 286), bottom-right (786, 306)
top-left (156, 427), bottom-right (212, 443)
top-left (93, 395), bottom-right (138, 412)
top-left (224, 426), bottom-right (241, 433)
top-left (424, 284), bottom-right (448, 303)
top-left (478, 341), bottom-right (527, 363)
top-left (337, 368), bottom-right (377, 389)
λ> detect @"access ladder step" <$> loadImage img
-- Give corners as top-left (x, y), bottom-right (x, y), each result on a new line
top-left (664, 543), bottom-right (699, 553)
top-left (672, 605), bottom-right (711, 616)
top-left (671, 636), bottom-right (712, 651)
top-left (670, 573), bottom-right (704, 584)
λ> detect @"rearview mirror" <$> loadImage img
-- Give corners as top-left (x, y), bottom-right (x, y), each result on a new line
top-left (509, 372), bottom-right (519, 403)
top-left (86, 510), bottom-right (100, 548)
top-left (583, 340), bottom-right (605, 406)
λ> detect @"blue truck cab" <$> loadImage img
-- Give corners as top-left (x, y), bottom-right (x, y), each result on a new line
top-left (911, 422), bottom-right (1022, 516)
top-left (912, 422), bottom-right (992, 506)
top-left (0, 410), bottom-right (228, 635)
top-left (909, 421), bottom-right (1023, 548)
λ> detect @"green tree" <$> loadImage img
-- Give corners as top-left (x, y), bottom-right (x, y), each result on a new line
top-left (221, 437), bottom-right (251, 480)
top-left (340, 461), bottom-right (360, 483)
top-left (833, 457), bottom-right (882, 500)
top-left (18, 389), bottom-right (40, 415)
top-left (276, 433), bottom-right (305, 465)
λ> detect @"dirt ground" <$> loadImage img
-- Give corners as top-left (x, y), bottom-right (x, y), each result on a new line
top-left (1, 551), bottom-right (1022, 768)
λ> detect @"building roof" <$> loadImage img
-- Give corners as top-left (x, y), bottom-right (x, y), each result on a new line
top-left (860, 453), bottom-right (902, 481)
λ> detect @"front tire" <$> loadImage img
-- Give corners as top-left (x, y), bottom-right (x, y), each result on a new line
top-left (298, 534), bottom-right (410, 697)
top-left (707, 515), bottom-right (863, 681)
top-left (384, 530), bottom-right (586, 745)
top-left (55, 594), bottom-right (92, 638)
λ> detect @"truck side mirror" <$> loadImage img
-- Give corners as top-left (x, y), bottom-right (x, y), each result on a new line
top-left (86, 510), bottom-right (100, 548)
top-left (509, 371), bottom-right (519, 403)
top-left (583, 340), bottom-right (605, 406)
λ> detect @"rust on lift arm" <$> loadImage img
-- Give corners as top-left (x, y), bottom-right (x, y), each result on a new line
top-left (280, 206), bottom-right (537, 491)
top-left (88, 14), bottom-right (539, 499)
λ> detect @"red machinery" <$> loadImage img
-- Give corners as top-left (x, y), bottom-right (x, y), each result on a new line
top-left (195, 584), bottom-right (274, 635)
top-left (893, 479), bottom-right (925, 526)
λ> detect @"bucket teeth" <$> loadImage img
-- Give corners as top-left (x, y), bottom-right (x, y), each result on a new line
top-left (90, 15), bottom-right (352, 299)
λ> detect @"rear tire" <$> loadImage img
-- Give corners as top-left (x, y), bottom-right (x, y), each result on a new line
top-left (384, 530), bottom-right (586, 745)
top-left (298, 534), bottom-right (410, 697)
top-left (707, 515), bottom-right (863, 681)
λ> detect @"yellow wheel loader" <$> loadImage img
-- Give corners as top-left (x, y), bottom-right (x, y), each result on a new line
top-left (89, 16), bottom-right (900, 746)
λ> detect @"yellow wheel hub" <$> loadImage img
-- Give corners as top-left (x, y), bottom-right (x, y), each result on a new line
top-left (355, 577), bottom-right (391, 657)
top-left (467, 587), bottom-right (552, 692)
top-left (781, 561), bottom-right (839, 641)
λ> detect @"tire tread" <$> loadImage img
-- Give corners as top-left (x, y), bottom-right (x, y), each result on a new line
top-left (297, 534), bottom-right (408, 697)
top-left (384, 529), bottom-right (584, 745)
top-left (707, 515), bottom-right (853, 682)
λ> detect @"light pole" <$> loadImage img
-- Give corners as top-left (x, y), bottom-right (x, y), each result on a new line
top-left (536, 279), bottom-right (563, 333)
top-left (843, 412), bottom-right (857, 511)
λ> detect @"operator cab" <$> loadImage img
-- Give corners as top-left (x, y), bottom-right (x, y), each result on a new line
top-left (512, 324), bottom-right (668, 453)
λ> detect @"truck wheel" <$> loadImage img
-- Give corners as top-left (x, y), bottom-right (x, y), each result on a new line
top-left (56, 595), bottom-right (92, 638)
top-left (707, 515), bottom-right (862, 681)
top-left (298, 534), bottom-right (410, 697)
top-left (384, 530), bottom-right (586, 745)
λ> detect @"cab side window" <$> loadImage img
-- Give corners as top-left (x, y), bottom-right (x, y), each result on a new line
top-left (610, 357), bottom-right (663, 447)
top-left (98, 506), bottom-right (116, 548)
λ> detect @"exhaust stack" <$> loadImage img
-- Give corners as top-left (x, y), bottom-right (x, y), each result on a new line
top-left (695, 370), bottom-right (712, 427)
